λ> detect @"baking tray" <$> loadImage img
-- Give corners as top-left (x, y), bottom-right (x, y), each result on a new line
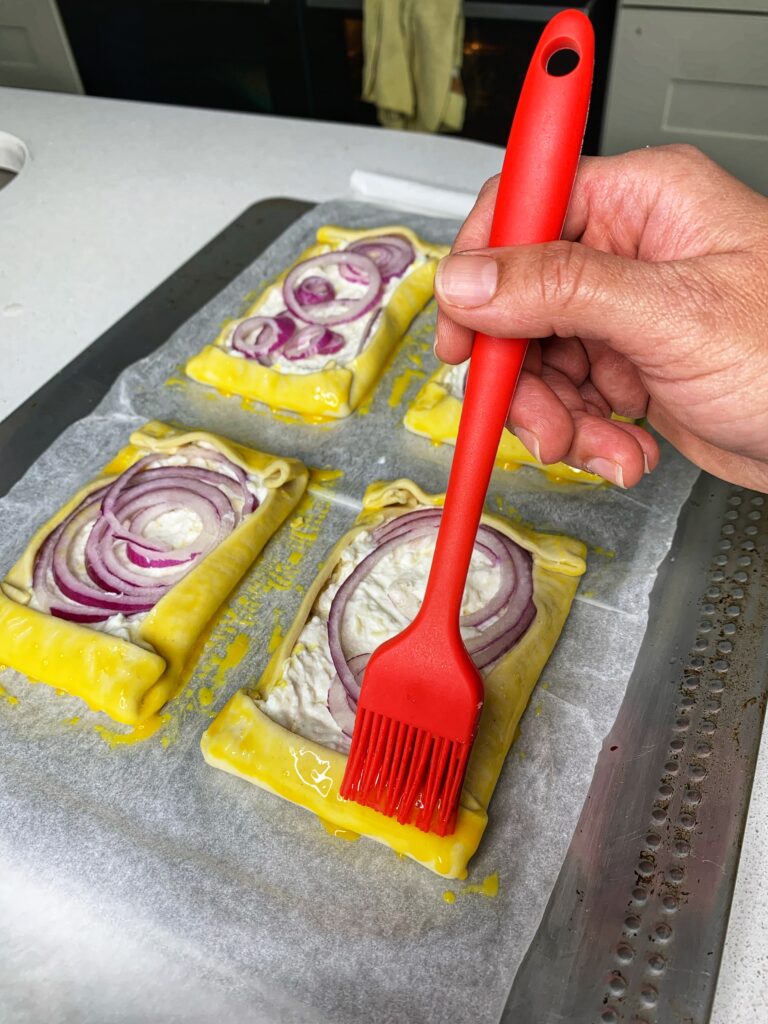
top-left (1, 199), bottom-right (766, 1024)
top-left (504, 472), bottom-right (768, 1023)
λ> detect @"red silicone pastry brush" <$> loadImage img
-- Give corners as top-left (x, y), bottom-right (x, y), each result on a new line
top-left (340, 10), bottom-right (594, 835)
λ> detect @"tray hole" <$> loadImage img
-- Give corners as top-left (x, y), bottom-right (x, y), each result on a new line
top-left (647, 953), bottom-right (666, 974)
top-left (615, 943), bottom-right (635, 964)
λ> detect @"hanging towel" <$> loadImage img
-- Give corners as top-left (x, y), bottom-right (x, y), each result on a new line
top-left (362, 0), bottom-right (465, 134)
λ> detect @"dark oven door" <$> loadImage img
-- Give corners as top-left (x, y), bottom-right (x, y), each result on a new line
top-left (57, 0), bottom-right (313, 118)
top-left (303, 0), bottom-right (614, 152)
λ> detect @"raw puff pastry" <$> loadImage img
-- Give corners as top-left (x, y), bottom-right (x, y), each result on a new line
top-left (405, 362), bottom-right (607, 484)
top-left (185, 225), bottom-right (446, 419)
top-left (0, 421), bottom-right (307, 725)
top-left (201, 479), bottom-right (586, 878)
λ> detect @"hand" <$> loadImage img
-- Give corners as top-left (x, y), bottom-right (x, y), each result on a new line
top-left (434, 145), bottom-right (768, 491)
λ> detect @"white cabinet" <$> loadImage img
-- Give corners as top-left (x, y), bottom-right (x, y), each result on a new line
top-left (601, 2), bottom-right (768, 193)
top-left (0, 0), bottom-right (81, 93)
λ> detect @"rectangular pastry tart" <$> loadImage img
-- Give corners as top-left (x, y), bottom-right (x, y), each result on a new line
top-left (405, 361), bottom-right (606, 484)
top-left (201, 479), bottom-right (586, 878)
top-left (0, 421), bottom-right (307, 725)
top-left (185, 225), bottom-right (446, 419)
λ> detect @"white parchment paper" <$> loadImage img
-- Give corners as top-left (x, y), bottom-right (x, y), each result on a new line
top-left (0, 201), bottom-right (700, 1024)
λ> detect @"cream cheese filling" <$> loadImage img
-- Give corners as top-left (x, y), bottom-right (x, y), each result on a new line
top-left (224, 242), bottom-right (427, 373)
top-left (260, 517), bottom-right (501, 753)
top-left (443, 360), bottom-right (468, 400)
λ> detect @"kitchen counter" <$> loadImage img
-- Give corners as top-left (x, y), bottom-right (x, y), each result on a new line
top-left (0, 86), bottom-right (765, 1024)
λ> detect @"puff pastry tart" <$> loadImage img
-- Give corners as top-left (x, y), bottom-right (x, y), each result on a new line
top-left (405, 361), bottom-right (609, 484)
top-left (0, 421), bottom-right (307, 725)
top-left (202, 479), bottom-right (586, 878)
top-left (185, 225), bottom-right (446, 419)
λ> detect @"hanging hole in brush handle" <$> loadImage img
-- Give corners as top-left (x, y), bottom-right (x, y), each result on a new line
top-left (545, 47), bottom-right (580, 77)
top-left (490, 12), bottom-right (594, 249)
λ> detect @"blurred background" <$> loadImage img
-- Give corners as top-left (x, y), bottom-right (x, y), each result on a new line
top-left (0, 0), bottom-right (766, 191)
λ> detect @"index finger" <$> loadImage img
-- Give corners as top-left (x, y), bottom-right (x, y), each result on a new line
top-left (452, 174), bottom-right (500, 254)
top-left (452, 159), bottom-right (600, 258)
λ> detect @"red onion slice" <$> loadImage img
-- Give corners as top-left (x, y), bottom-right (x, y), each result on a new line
top-left (338, 260), bottom-right (369, 285)
top-left (102, 459), bottom-right (242, 553)
top-left (326, 655), bottom-right (369, 748)
top-left (467, 598), bottom-right (536, 671)
top-left (32, 490), bottom-right (108, 619)
top-left (460, 531), bottom-right (522, 627)
top-left (326, 510), bottom-right (536, 709)
top-left (50, 605), bottom-right (113, 624)
top-left (231, 315), bottom-right (295, 360)
top-left (283, 252), bottom-right (382, 327)
top-left (112, 478), bottom-right (235, 553)
top-left (352, 308), bottom-right (383, 358)
top-left (83, 486), bottom-right (228, 595)
top-left (139, 445), bottom-right (256, 515)
top-left (124, 501), bottom-right (198, 567)
top-left (51, 506), bottom-right (161, 612)
top-left (31, 444), bottom-right (261, 626)
top-left (315, 330), bottom-right (345, 356)
top-left (374, 510), bottom-right (500, 567)
top-left (327, 676), bottom-right (356, 744)
top-left (327, 522), bottom-right (446, 701)
top-left (345, 234), bottom-right (415, 282)
top-left (294, 275), bottom-right (335, 306)
top-left (281, 324), bottom-right (344, 362)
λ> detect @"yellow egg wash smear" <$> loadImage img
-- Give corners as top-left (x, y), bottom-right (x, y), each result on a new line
top-left (320, 819), bottom-right (360, 843)
top-left (312, 468), bottom-right (344, 484)
top-left (385, 309), bottom-right (437, 409)
top-left (0, 683), bottom-right (19, 707)
top-left (357, 302), bottom-right (435, 417)
top-left (197, 632), bottom-right (251, 710)
top-left (388, 367), bottom-right (426, 409)
top-left (165, 486), bottom-right (333, 749)
top-left (93, 713), bottom-right (170, 747)
top-left (443, 873), bottom-right (500, 904)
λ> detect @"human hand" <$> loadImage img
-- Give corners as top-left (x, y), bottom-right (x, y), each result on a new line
top-left (434, 145), bottom-right (768, 491)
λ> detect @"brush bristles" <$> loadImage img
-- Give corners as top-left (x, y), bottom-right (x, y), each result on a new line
top-left (340, 708), bottom-right (471, 836)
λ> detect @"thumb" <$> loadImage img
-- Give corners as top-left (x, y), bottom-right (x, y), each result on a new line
top-left (433, 242), bottom-right (701, 366)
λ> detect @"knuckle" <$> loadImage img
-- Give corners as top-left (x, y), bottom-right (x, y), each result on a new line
top-left (666, 142), bottom-right (705, 162)
top-left (661, 142), bottom-right (711, 171)
top-left (537, 242), bottom-right (592, 315)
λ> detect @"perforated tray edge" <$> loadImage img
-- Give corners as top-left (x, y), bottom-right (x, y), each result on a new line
top-left (503, 473), bottom-right (768, 1024)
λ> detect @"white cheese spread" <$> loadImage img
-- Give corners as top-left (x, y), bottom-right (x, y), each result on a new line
top-left (260, 517), bottom-right (501, 753)
top-left (443, 360), bottom-right (468, 400)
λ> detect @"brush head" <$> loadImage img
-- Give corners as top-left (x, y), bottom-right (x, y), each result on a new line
top-left (339, 617), bottom-right (483, 835)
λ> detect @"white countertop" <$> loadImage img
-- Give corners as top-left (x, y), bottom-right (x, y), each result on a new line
top-left (0, 86), bottom-right (766, 1023)
top-left (0, 87), bottom-right (490, 422)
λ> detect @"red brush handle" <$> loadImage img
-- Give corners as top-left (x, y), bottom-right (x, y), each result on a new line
top-left (422, 10), bottom-right (594, 625)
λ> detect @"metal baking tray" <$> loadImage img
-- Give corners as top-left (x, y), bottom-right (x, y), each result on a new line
top-left (1, 199), bottom-right (766, 1024)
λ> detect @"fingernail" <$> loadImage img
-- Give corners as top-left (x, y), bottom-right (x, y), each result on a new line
top-left (433, 339), bottom-right (441, 361)
top-left (585, 458), bottom-right (625, 488)
top-left (513, 427), bottom-right (541, 463)
top-left (643, 453), bottom-right (651, 474)
top-left (435, 254), bottom-right (498, 308)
